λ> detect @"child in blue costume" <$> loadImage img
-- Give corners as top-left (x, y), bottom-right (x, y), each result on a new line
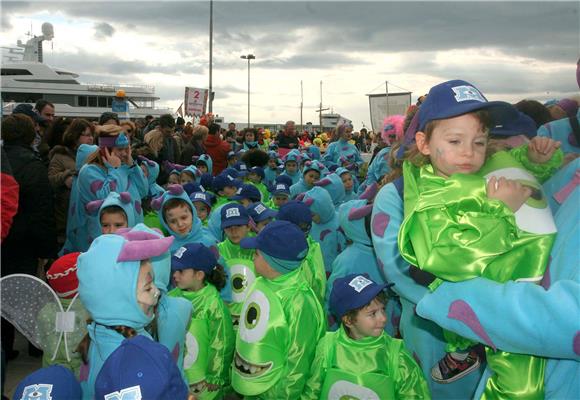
top-left (118, 224), bottom-right (193, 384)
top-left (290, 160), bottom-right (322, 198)
top-left (335, 167), bottom-right (358, 202)
top-left (76, 128), bottom-right (147, 250)
top-left (76, 232), bottom-right (174, 399)
top-left (151, 184), bottom-right (217, 253)
top-left (325, 199), bottom-right (385, 325)
top-left (538, 107), bottom-right (580, 155)
top-left (196, 154), bottom-right (213, 175)
top-left (190, 191), bottom-right (213, 226)
top-left (314, 172), bottom-right (346, 208)
top-left (169, 243), bottom-right (234, 398)
top-left (302, 186), bottom-right (346, 273)
top-left (322, 123), bottom-right (363, 171)
top-left (416, 174), bottom-right (580, 399)
top-left (306, 144), bottom-right (321, 160)
top-left (62, 143), bottom-right (98, 254)
top-left (303, 274), bottom-right (430, 400)
top-left (137, 156), bottom-right (164, 199)
top-left (264, 151), bottom-right (280, 187)
top-left (85, 191), bottom-right (135, 239)
top-left (281, 151), bottom-right (301, 185)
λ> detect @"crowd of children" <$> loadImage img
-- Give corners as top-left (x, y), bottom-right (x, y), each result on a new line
top-left (2, 76), bottom-right (580, 400)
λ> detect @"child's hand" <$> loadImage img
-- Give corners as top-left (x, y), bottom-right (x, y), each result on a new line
top-left (104, 147), bottom-right (121, 168)
top-left (528, 137), bottom-right (561, 164)
top-left (486, 176), bottom-right (532, 212)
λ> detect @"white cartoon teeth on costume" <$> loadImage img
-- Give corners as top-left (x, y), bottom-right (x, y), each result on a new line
top-left (327, 380), bottom-right (381, 400)
top-left (233, 351), bottom-right (273, 377)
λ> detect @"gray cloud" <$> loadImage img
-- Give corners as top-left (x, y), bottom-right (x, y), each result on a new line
top-left (94, 22), bottom-right (115, 40)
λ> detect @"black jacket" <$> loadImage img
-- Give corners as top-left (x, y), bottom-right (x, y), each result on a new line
top-left (2, 144), bottom-right (58, 276)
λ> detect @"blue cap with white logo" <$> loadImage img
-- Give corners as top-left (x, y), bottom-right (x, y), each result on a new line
top-left (418, 79), bottom-right (518, 131)
top-left (247, 201), bottom-right (277, 222)
top-left (330, 274), bottom-right (389, 319)
top-left (221, 203), bottom-right (250, 229)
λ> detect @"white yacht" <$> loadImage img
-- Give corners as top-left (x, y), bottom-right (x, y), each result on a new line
top-left (1, 23), bottom-right (173, 119)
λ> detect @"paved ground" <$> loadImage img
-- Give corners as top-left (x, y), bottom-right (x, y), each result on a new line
top-left (3, 332), bottom-right (42, 399)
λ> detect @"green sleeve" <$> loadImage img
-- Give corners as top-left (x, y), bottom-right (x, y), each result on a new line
top-left (399, 162), bottom-right (518, 282)
top-left (510, 144), bottom-right (564, 183)
top-left (300, 334), bottom-right (330, 400)
top-left (205, 302), bottom-right (234, 387)
top-left (267, 292), bottom-right (324, 399)
top-left (394, 344), bottom-right (431, 399)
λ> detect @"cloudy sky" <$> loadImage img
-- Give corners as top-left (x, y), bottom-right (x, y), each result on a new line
top-left (2, 1), bottom-right (579, 130)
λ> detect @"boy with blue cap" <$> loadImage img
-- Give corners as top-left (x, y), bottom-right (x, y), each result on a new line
top-left (169, 243), bottom-right (234, 399)
top-left (189, 191), bottom-right (213, 226)
top-left (217, 203), bottom-right (256, 327)
top-left (228, 183), bottom-right (261, 207)
top-left (94, 335), bottom-right (189, 400)
top-left (269, 182), bottom-right (291, 210)
top-left (212, 173), bottom-right (240, 208)
top-left (302, 274), bottom-right (429, 399)
top-left (232, 220), bottom-right (325, 399)
top-left (277, 200), bottom-right (326, 305)
top-left (398, 79), bottom-right (562, 393)
top-left (246, 201), bottom-right (277, 233)
top-left (247, 166), bottom-right (270, 202)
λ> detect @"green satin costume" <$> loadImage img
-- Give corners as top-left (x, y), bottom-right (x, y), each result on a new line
top-left (398, 147), bottom-right (562, 399)
top-left (168, 284), bottom-right (235, 399)
top-left (232, 267), bottom-right (325, 399)
top-left (303, 236), bottom-right (327, 305)
top-left (302, 325), bottom-right (430, 399)
top-left (218, 238), bottom-right (256, 328)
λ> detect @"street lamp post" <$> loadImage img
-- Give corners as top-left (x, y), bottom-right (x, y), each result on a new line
top-left (240, 54), bottom-right (255, 128)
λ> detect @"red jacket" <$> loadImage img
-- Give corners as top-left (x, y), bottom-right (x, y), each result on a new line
top-left (204, 134), bottom-right (231, 175)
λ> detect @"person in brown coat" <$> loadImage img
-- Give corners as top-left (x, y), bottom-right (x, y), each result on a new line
top-left (48, 118), bottom-right (95, 245)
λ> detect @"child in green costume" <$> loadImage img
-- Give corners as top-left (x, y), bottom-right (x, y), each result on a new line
top-left (217, 203), bottom-right (257, 328)
top-left (303, 274), bottom-right (430, 399)
top-left (232, 220), bottom-right (325, 399)
top-left (398, 80), bottom-right (562, 395)
top-left (169, 243), bottom-right (234, 399)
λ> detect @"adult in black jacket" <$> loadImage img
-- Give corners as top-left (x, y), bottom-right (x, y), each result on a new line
top-left (1, 114), bottom-right (58, 277)
top-left (276, 120), bottom-right (299, 150)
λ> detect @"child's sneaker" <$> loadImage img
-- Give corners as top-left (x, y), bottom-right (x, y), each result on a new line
top-left (431, 351), bottom-right (480, 384)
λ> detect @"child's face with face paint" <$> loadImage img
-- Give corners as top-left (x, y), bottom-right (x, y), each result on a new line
top-left (137, 260), bottom-right (159, 317)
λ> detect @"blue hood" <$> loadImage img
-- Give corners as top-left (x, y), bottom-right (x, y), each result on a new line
top-left (76, 144), bottom-right (98, 171)
top-left (97, 191), bottom-right (137, 228)
top-left (338, 199), bottom-right (373, 246)
top-left (77, 234), bottom-right (172, 328)
top-left (307, 145), bottom-right (321, 160)
top-left (197, 154), bottom-right (213, 176)
top-left (303, 186), bottom-right (335, 224)
top-left (125, 223), bottom-right (172, 294)
top-left (138, 157), bottom-right (164, 198)
top-left (154, 185), bottom-right (217, 251)
top-left (182, 165), bottom-right (201, 184)
top-left (315, 173), bottom-right (345, 207)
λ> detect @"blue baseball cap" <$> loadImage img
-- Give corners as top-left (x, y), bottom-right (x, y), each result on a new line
top-left (240, 220), bottom-right (307, 261)
top-left (418, 79), bottom-right (519, 131)
top-left (277, 200), bottom-right (312, 227)
top-left (229, 183), bottom-right (261, 202)
top-left (13, 366), bottom-right (82, 400)
top-left (274, 175), bottom-right (293, 187)
top-left (271, 182), bottom-right (290, 197)
top-left (330, 274), bottom-right (389, 319)
top-left (222, 167), bottom-right (240, 178)
top-left (182, 181), bottom-right (203, 196)
top-left (221, 203), bottom-right (250, 229)
top-left (94, 335), bottom-right (188, 400)
top-left (171, 243), bottom-right (217, 273)
top-left (249, 166), bottom-right (265, 180)
top-left (233, 161), bottom-right (249, 176)
top-left (189, 191), bottom-right (213, 208)
top-left (200, 173), bottom-right (214, 191)
top-left (490, 111), bottom-right (537, 138)
top-left (213, 173), bottom-right (241, 192)
top-left (227, 151), bottom-right (236, 159)
top-left (247, 202), bottom-right (277, 222)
